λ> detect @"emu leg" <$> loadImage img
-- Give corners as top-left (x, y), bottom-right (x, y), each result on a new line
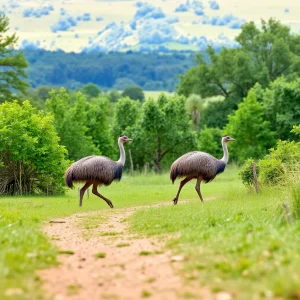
top-left (79, 181), bottom-right (92, 207)
top-left (172, 176), bottom-right (193, 205)
top-left (195, 177), bottom-right (204, 202)
top-left (92, 184), bottom-right (114, 208)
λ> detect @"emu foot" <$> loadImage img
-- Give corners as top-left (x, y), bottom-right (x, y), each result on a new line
top-left (172, 197), bottom-right (178, 205)
top-left (107, 201), bottom-right (114, 208)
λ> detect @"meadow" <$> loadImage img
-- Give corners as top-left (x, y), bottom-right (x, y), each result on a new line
top-left (1, 167), bottom-right (300, 299)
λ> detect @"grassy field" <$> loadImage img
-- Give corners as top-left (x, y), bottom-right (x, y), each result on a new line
top-left (1, 167), bottom-right (299, 299)
top-left (131, 178), bottom-right (300, 299)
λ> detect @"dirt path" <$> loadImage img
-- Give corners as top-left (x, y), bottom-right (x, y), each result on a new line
top-left (38, 203), bottom-right (213, 300)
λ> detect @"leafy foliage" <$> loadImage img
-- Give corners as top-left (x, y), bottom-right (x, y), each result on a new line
top-left (0, 14), bottom-right (28, 102)
top-left (258, 140), bottom-right (300, 186)
top-left (224, 90), bottom-right (275, 163)
top-left (238, 158), bottom-right (257, 190)
top-left (178, 19), bottom-right (300, 100)
top-left (0, 101), bottom-right (68, 195)
top-left (111, 97), bottom-right (141, 141)
top-left (259, 78), bottom-right (300, 140)
top-left (185, 94), bottom-right (203, 130)
top-left (46, 88), bottom-right (99, 160)
top-left (239, 134), bottom-right (300, 188)
top-left (86, 97), bottom-right (114, 157)
top-left (128, 94), bottom-right (197, 172)
top-left (81, 83), bottom-right (101, 98)
top-left (198, 126), bottom-right (223, 158)
top-left (122, 85), bottom-right (145, 102)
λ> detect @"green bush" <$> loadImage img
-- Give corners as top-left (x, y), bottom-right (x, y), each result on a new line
top-left (240, 138), bottom-right (300, 189)
top-left (257, 158), bottom-right (284, 186)
top-left (238, 159), bottom-right (258, 190)
top-left (0, 100), bottom-right (68, 195)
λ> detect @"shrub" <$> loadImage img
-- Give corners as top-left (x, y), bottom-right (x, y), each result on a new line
top-left (240, 138), bottom-right (300, 189)
top-left (0, 100), bottom-right (68, 195)
top-left (238, 158), bottom-right (258, 191)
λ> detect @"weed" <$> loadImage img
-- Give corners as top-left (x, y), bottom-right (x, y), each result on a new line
top-left (116, 243), bottom-right (130, 248)
top-left (58, 250), bottom-right (74, 255)
top-left (141, 290), bottom-right (152, 297)
top-left (95, 252), bottom-right (106, 258)
top-left (139, 251), bottom-right (152, 256)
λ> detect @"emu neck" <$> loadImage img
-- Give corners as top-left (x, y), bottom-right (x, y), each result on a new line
top-left (220, 139), bottom-right (229, 164)
top-left (117, 140), bottom-right (126, 166)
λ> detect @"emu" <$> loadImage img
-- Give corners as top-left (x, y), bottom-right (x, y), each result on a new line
top-left (65, 135), bottom-right (132, 208)
top-left (170, 135), bottom-right (235, 204)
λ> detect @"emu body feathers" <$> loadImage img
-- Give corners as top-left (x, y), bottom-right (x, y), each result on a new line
top-left (64, 135), bottom-right (132, 208)
top-left (170, 135), bottom-right (234, 204)
top-left (65, 156), bottom-right (123, 188)
top-left (170, 151), bottom-right (226, 183)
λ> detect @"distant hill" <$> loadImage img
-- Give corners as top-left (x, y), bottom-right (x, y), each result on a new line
top-left (24, 49), bottom-right (199, 91)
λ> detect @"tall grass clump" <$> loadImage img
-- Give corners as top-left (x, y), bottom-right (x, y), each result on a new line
top-left (291, 183), bottom-right (300, 220)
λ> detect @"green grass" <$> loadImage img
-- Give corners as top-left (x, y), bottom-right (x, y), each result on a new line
top-left (139, 251), bottom-right (152, 256)
top-left (0, 166), bottom-right (260, 299)
top-left (116, 243), bottom-right (130, 248)
top-left (130, 185), bottom-right (300, 299)
top-left (95, 252), bottom-right (106, 258)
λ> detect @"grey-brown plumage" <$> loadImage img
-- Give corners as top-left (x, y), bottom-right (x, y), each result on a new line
top-left (170, 135), bottom-right (235, 204)
top-left (65, 156), bottom-right (123, 188)
top-left (170, 152), bottom-right (226, 183)
top-left (65, 135), bottom-right (132, 208)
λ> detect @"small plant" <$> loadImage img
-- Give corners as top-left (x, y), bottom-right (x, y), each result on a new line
top-left (238, 158), bottom-right (258, 191)
top-left (141, 290), bottom-right (152, 298)
top-left (58, 250), bottom-right (74, 255)
top-left (116, 243), bottom-right (130, 248)
top-left (67, 284), bottom-right (81, 295)
top-left (95, 252), bottom-right (106, 258)
top-left (139, 251), bottom-right (151, 256)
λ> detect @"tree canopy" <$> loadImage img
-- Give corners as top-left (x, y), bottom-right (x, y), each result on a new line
top-left (0, 14), bottom-right (28, 102)
top-left (46, 88), bottom-right (99, 161)
top-left (0, 101), bottom-right (68, 195)
top-left (128, 94), bottom-right (197, 172)
top-left (122, 86), bottom-right (145, 102)
top-left (177, 19), bottom-right (300, 101)
top-left (224, 89), bottom-right (275, 162)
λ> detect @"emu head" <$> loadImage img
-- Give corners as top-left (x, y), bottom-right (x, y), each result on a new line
top-left (222, 135), bottom-right (235, 143)
top-left (119, 135), bottom-right (132, 143)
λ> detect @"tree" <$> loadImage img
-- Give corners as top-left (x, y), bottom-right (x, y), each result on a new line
top-left (257, 78), bottom-right (300, 141)
top-left (177, 19), bottom-right (300, 101)
top-left (81, 83), bottom-right (101, 98)
top-left (200, 96), bottom-right (239, 129)
top-left (224, 89), bottom-right (275, 163)
top-left (86, 97), bottom-right (114, 157)
top-left (107, 89), bottom-right (121, 102)
top-left (0, 14), bottom-right (28, 102)
top-left (0, 101), bottom-right (68, 195)
top-left (185, 94), bottom-right (204, 130)
top-left (129, 94), bottom-right (197, 173)
top-left (111, 97), bottom-right (141, 141)
top-left (198, 127), bottom-right (223, 159)
top-left (122, 86), bottom-right (145, 102)
top-left (46, 88), bottom-right (99, 160)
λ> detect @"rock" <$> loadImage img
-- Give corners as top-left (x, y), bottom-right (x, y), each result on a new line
top-left (171, 255), bottom-right (185, 262)
top-left (216, 292), bottom-right (232, 300)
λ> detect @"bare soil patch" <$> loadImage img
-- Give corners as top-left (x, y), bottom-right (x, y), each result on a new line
top-left (38, 203), bottom-right (213, 300)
